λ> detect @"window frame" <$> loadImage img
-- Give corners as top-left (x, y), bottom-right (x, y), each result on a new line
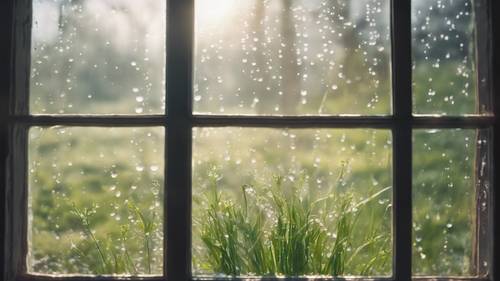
top-left (0, 0), bottom-right (499, 280)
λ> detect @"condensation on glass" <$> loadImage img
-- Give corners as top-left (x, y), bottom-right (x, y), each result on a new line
top-left (192, 128), bottom-right (393, 277)
top-left (30, 0), bottom-right (166, 114)
top-left (194, 0), bottom-right (392, 115)
top-left (28, 127), bottom-right (164, 275)
top-left (412, 0), bottom-right (489, 115)
top-left (413, 129), bottom-right (491, 276)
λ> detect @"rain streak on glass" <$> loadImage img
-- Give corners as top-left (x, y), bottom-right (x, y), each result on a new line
top-left (28, 127), bottom-right (164, 275)
top-left (194, 0), bottom-right (391, 115)
top-left (192, 128), bottom-right (393, 276)
top-left (412, 0), bottom-right (482, 115)
top-left (413, 129), bottom-right (491, 276)
top-left (30, 0), bottom-right (166, 114)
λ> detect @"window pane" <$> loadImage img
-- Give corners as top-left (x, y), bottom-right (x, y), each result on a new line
top-left (413, 129), bottom-right (491, 276)
top-left (412, 0), bottom-right (486, 115)
top-left (28, 127), bottom-right (164, 275)
top-left (30, 0), bottom-right (166, 114)
top-left (192, 128), bottom-right (392, 277)
top-left (194, 0), bottom-right (391, 115)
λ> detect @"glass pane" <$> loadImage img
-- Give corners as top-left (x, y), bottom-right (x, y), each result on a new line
top-left (192, 128), bottom-right (392, 277)
top-left (28, 127), bottom-right (164, 275)
top-left (194, 0), bottom-right (391, 115)
top-left (413, 129), bottom-right (491, 276)
top-left (30, 0), bottom-right (166, 114)
top-left (412, 0), bottom-right (483, 115)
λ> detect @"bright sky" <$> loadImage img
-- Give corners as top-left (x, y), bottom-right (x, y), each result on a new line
top-left (195, 0), bottom-right (238, 26)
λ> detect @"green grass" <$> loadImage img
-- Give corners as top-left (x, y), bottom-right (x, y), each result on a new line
top-left (195, 170), bottom-right (391, 277)
top-left (29, 127), bottom-right (475, 276)
top-left (70, 202), bottom-right (159, 275)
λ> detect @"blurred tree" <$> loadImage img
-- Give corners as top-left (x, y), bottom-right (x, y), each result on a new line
top-left (252, 0), bottom-right (271, 114)
top-left (412, 0), bottom-right (474, 61)
top-left (280, 0), bottom-right (301, 114)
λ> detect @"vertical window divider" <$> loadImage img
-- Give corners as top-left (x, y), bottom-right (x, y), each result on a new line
top-left (6, 0), bottom-right (31, 280)
top-left (492, 0), bottom-right (500, 279)
top-left (473, 0), bottom-right (494, 276)
top-left (391, 0), bottom-right (413, 280)
top-left (166, 0), bottom-right (194, 280)
top-left (0, 0), bottom-right (12, 275)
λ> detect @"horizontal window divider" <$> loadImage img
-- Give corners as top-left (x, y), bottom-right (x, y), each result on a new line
top-left (9, 115), bottom-right (167, 126)
top-left (6, 115), bottom-right (494, 128)
top-left (412, 116), bottom-right (495, 128)
top-left (17, 275), bottom-right (165, 281)
top-left (192, 115), bottom-right (393, 128)
top-left (411, 278), bottom-right (491, 281)
top-left (192, 115), bottom-right (495, 129)
top-left (191, 277), bottom-right (393, 281)
top-left (12, 276), bottom-right (490, 281)
top-left (191, 278), bottom-right (490, 281)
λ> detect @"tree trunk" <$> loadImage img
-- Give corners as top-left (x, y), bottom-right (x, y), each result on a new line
top-left (252, 0), bottom-right (270, 114)
top-left (280, 0), bottom-right (300, 115)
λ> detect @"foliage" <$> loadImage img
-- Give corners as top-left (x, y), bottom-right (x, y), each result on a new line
top-left (195, 170), bottom-right (391, 276)
top-left (70, 202), bottom-right (159, 275)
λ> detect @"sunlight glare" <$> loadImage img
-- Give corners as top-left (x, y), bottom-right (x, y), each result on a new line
top-left (196, 0), bottom-right (236, 25)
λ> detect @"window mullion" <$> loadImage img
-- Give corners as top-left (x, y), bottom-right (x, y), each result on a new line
top-left (473, 0), bottom-right (493, 114)
top-left (166, 0), bottom-right (194, 280)
top-left (5, 0), bottom-right (31, 280)
top-left (12, 0), bottom-right (31, 116)
top-left (11, 116), bottom-right (167, 127)
top-left (0, 0), bottom-right (14, 277)
top-left (391, 0), bottom-right (413, 280)
top-left (472, 0), bottom-right (494, 275)
top-left (492, 0), bottom-right (500, 279)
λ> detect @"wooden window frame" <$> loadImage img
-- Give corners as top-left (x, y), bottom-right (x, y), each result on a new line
top-left (0, 0), bottom-right (499, 281)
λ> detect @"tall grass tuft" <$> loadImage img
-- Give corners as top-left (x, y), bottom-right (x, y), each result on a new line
top-left (70, 202), bottom-right (159, 275)
top-left (197, 171), bottom-right (391, 277)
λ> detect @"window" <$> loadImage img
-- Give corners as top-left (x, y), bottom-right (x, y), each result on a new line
top-left (1, 0), bottom-right (499, 280)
